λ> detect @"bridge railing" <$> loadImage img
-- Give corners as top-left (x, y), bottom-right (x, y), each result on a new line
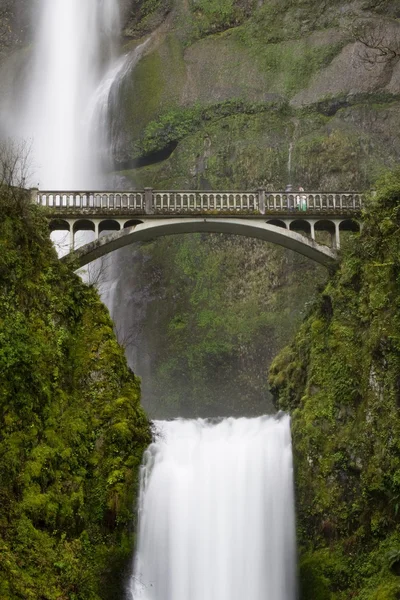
top-left (153, 191), bottom-right (259, 212)
top-left (35, 191), bottom-right (145, 211)
top-left (34, 189), bottom-right (364, 214)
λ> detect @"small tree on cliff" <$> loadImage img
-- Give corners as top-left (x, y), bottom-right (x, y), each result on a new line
top-left (351, 16), bottom-right (400, 69)
top-left (0, 138), bottom-right (33, 215)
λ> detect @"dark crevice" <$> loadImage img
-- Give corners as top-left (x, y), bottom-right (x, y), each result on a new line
top-left (114, 141), bottom-right (179, 171)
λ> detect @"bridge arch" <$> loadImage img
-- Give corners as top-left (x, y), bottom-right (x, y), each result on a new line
top-left (289, 220), bottom-right (311, 236)
top-left (72, 219), bottom-right (96, 249)
top-left (99, 219), bottom-right (120, 235)
top-left (339, 219), bottom-right (360, 233)
top-left (124, 219), bottom-right (144, 228)
top-left (314, 219), bottom-right (337, 248)
top-left (73, 219), bottom-right (95, 234)
top-left (49, 218), bottom-right (70, 232)
top-left (267, 219), bottom-right (287, 229)
top-left (64, 218), bottom-right (337, 269)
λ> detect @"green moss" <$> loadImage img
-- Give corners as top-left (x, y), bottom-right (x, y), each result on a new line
top-left (117, 35), bottom-right (187, 145)
top-left (182, 0), bottom-right (348, 44)
top-left (124, 0), bottom-right (172, 38)
top-left (234, 27), bottom-right (345, 96)
top-left (0, 188), bottom-right (151, 598)
top-left (236, 0), bottom-right (345, 44)
top-left (121, 48), bottom-right (164, 142)
top-left (269, 169), bottom-right (400, 599)
top-left (120, 97), bottom-right (398, 192)
top-left (187, 0), bottom-right (249, 39)
top-left (134, 98), bottom-right (288, 157)
top-left (121, 106), bottom-right (296, 189)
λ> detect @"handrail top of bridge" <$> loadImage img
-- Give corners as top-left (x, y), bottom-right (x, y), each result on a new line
top-left (35, 188), bottom-right (363, 218)
top-left (34, 188), bottom-right (365, 195)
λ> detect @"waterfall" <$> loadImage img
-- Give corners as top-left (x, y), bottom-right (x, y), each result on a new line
top-left (130, 415), bottom-right (296, 600)
top-left (87, 38), bottom-right (150, 183)
top-left (2, 0), bottom-right (121, 189)
top-left (288, 141), bottom-right (293, 183)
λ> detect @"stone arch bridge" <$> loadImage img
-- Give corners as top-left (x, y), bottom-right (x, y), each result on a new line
top-left (34, 189), bottom-right (363, 268)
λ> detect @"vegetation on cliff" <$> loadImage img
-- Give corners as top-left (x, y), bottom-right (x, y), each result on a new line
top-left (0, 187), bottom-right (151, 599)
top-left (110, 234), bottom-right (326, 418)
top-left (269, 169), bottom-right (400, 600)
top-left (106, 0), bottom-right (400, 421)
top-left (116, 0), bottom-right (400, 176)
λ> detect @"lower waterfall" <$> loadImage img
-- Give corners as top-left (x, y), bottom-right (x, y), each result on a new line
top-left (130, 415), bottom-right (296, 600)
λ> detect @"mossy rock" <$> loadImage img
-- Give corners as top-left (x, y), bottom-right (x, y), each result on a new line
top-left (269, 170), bottom-right (400, 599)
top-left (0, 188), bottom-right (151, 599)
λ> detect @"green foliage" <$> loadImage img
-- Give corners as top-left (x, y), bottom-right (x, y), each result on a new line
top-left (0, 189), bottom-right (151, 599)
top-left (237, 0), bottom-right (345, 45)
top-left (269, 168), bottom-right (400, 599)
top-left (183, 0), bottom-right (347, 44)
top-left (135, 99), bottom-right (287, 157)
top-left (117, 233), bottom-right (326, 418)
top-left (187, 0), bottom-right (251, 38)
top-left (292, 129), bottom-right (371, 190)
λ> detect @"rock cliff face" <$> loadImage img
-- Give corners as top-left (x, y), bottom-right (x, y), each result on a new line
top-left (114, 0), bottom-right (400, 188)
top-left (108, 235), bottom-right (325, 418)
top-left (105, 0), bottom-right (400, 417)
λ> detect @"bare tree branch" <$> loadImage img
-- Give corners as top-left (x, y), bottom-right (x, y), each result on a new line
top-left (0, 137), bottom-right (32, 188)
top-left (351, 17), bottom-right (400, 69)
top-left (114, 322), bottom-right (137, 352)
top-left (83, 256), bottom-right (111, 291)
top-left (0, 137), bottom-right (34, 221)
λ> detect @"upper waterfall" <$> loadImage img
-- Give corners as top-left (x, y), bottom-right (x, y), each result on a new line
top-left (130, 415), bottom-right (297, 600)
top-left (3, 0), bottom-right (121, 189)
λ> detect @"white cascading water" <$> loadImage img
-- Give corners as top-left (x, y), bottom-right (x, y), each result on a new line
top-left (130, 415), bottom-right (296, 600)
top-left (88, 38), bottom-right (150, 179)
top-left (3, 0), bottom-right (121, 189)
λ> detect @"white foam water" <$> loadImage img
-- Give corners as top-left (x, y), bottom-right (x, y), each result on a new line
top-left (4, 0), bottom-right (121, 189)
top-left (130, 415), bottom-right (296, 600)
top-left (87, 38), bottom-right (150, 179)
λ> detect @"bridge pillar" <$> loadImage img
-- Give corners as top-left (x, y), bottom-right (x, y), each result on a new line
top-left (144, 188), bottom-right (154, 214)
top-left (334, 221), bottom-right (340, 250)
top-left (94, 221), bottom-right (99, 241)
top-left (69, 228), bottom-right (74, 251)
top-left (310, 221), bottom-right (315, 241)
